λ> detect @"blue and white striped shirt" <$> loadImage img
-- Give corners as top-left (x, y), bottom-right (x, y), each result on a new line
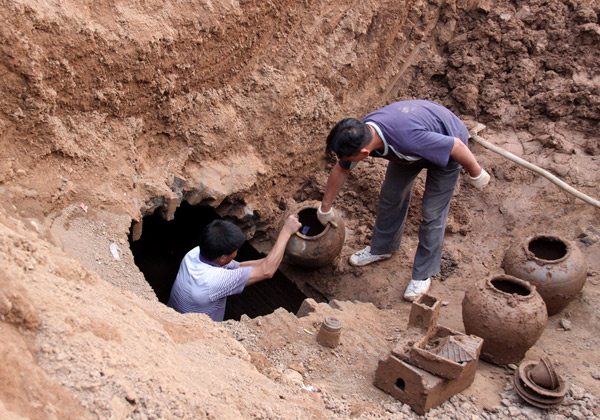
top-left (167, 246), bottom-right (252, 321)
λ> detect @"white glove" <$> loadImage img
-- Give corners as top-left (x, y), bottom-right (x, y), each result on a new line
top-left (467, 168), bottom-right (490, 189)
top-left (317, 205), bottom-right (338, 228)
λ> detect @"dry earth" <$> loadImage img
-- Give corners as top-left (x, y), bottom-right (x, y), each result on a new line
top-left (1, 0), bottom-right (599, 419)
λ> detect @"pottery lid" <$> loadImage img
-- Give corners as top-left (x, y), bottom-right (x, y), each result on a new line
top-left (322, 316), bottom-right (342, 332)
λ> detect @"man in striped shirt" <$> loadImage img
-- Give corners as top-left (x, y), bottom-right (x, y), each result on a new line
top-left (168, 215), bottom-right (301, 321)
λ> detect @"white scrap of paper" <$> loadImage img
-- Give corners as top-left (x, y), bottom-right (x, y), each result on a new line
top-left (109, 243), bottom-right (121, 261)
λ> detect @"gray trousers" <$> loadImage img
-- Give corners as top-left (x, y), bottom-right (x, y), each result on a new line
top-left (370, 158), bottom-right (461, 280)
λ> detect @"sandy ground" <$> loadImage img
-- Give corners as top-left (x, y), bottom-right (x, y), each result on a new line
top-left (1, 0), bottom-right (599, 419)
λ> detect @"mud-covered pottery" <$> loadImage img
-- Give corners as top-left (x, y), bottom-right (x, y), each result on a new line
top-left (462, 275), bottom-right (547, 365)
top-left (283, 201), bottom-right (345, 267)
top-left (502, 235), bottom-right (587, 316)
top-left (316, 316), bottom-right (342, 348)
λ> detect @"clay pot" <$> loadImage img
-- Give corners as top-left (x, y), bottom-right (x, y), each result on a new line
top-left (502, 235), bottom-right (587, 316)
top-left (283, 201), bottom-right (345, 267)
top-left (462, 275), bottom-right (548, 365)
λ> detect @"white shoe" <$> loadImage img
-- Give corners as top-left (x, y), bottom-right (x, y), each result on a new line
top-left (349, 246), bottom-right (392, 267)
top-left (403, 278), bottom-right (431, 302)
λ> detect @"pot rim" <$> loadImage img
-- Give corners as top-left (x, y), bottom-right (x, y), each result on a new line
top-left (294, 223), bottom-right (331, 241)
top-left (523, 234), bottom-right (571, 264)
top-left (292, 204), bottom-right (335, 241)
top-left (486, 274), bottom-right (536, 299)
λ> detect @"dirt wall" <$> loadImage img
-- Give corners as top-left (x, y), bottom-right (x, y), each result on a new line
top-left (2, 0), bottom-right (597, 228)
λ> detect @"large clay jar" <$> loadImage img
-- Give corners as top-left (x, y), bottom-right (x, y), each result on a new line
top-left (462, 275), bottom-right (548, 365)
top-left (502, 235), bottom-right (587, 316)
top-left (283, 200), bottom-right (345, 267)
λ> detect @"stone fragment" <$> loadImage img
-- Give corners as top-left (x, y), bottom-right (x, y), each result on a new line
top-left (508, 406), bottom-right (521, 416)
top-left (296, 298), bottom-right (319, 317)
top-left (570, 384), bottom-right (585, 400)
top-left (288, 362), bottom-right (305, 375)
top-left (476, 0), bottom-right (493, 13)
top-left (570, 409), bottom-right (585, 420)
top-left (280, 369), bottom-right (304, 387)
top-left (516, 6), bottom-right (534, 23)
top-left (559, 319), bottom-right (572, 330)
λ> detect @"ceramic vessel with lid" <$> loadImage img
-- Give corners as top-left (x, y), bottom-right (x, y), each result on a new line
top-left (316, 316), bottom-right (342, 348)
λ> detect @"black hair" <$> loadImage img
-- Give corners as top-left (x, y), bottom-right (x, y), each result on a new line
top-left (325, 118), bottom-right (372, 158)
top-left (199, 220), bottom-right (246, 261)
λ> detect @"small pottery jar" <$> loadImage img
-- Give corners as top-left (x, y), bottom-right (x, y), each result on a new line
top-left (502, 235), bottom-right (587, 316)
top-left (283, 200), bottom-right (345, 267)
top-left (316, 317), bottom-right (342, 348)
top-left (462, 275), bottom-right (547, 365)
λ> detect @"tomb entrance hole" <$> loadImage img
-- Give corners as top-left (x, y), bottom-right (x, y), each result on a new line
top-left (129, 202), bottom-right (307, 321)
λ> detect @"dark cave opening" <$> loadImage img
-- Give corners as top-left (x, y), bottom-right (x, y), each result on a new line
top-left (129, 201), bottom-right (307, 321)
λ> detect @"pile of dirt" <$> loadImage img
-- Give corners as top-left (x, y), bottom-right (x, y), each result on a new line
top-left (1, 0), bottom-right (599, 419)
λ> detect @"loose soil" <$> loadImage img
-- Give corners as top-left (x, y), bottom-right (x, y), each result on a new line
top-left (1, 1), bottom-right (599, 419)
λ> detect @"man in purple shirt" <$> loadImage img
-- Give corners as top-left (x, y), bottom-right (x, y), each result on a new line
top-left (317, 100), bottom-right (490, 302)
top-left (168, 215), bottom-right (301, 321)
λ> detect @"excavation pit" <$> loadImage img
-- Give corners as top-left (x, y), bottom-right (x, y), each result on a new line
top-left (129, 202), bottom-right (307, 321)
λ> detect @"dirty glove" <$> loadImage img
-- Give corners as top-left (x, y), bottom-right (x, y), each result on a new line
top-left (467, 168), bottom-right (490, 189)
top-left (317, 205), bottom-right (338, 228)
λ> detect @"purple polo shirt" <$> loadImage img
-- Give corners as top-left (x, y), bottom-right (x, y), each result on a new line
top-left (339, 100), bottom-right (469, 169)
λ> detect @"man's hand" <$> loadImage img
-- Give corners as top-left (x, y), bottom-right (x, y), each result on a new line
top-left (282, 215), bottom-right (302, 236)
top-left (317, 205), bottom-right (338, 227)
top-left (246, 215), bottom-right (302, 285)
top-left (467, 168), bottom-right (491, 189)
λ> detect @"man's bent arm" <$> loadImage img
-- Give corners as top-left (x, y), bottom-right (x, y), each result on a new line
top-left (239, 259), bottom-right (262, 268)
top-left (450, 138), bottom-right (482, 177)
top-left (245, 216), bottom-right (300, 285)
top-left (321, 162), bottom-right (350, 212)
